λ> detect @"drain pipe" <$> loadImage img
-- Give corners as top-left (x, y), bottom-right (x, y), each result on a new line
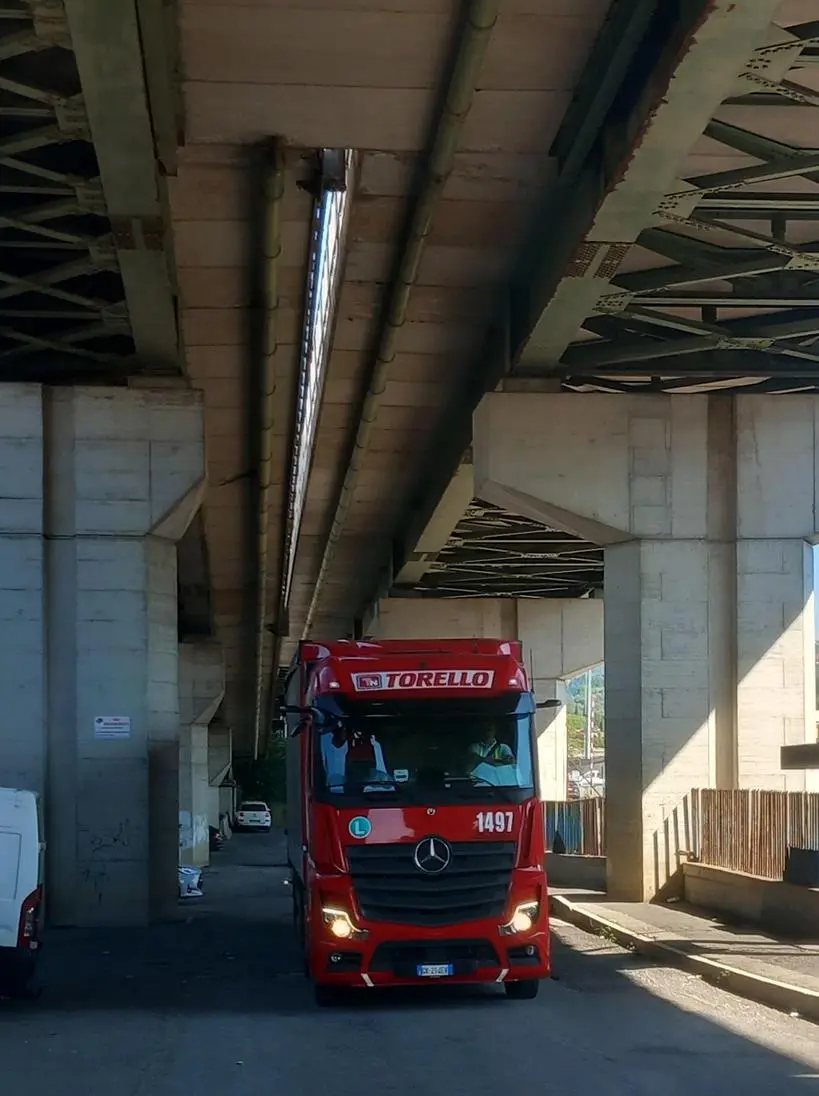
top-left (302, 0), bottom-right (500, 636)
top-left (252, 139), bottom-right (284, 760)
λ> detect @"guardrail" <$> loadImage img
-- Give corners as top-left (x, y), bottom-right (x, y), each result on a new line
top-left (694, 788), bottom-right (819, 880)
top-left (544, 797), bottom-right (605, 856)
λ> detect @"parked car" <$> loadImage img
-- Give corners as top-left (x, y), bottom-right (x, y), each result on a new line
top-left (233, 801), bottom-right (272, 832)
top-left (0, 787), bottom-right (44, 998)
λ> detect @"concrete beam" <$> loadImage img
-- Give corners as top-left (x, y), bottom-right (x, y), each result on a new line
top-left (64, 0), bottom-right (179, 370)
top-left (395, 458), bottom-right (473, 585)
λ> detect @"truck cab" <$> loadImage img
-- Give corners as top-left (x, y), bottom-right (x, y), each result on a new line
top-left (283, 639), bottom-right (551, 1004)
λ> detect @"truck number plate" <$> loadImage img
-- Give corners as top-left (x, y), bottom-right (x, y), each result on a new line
top-left (417, 963), bottom-right (454, 978)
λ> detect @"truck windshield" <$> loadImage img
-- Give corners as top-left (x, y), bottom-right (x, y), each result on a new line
top-left (312, 693), bottom-right (535, 805)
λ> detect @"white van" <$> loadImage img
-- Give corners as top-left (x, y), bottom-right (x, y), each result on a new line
top-left (0, 788), bottom-right (44, 996)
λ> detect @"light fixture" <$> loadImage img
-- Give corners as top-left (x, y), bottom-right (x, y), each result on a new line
top-left (500, 900), bottom-right (540, 936)
top-left (322, 906), bottom-right (368, 940)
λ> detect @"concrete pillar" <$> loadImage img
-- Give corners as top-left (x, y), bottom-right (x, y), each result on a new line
top-left (0, 388), bottom-right (46, 794)
top-left (179, 641), bottom-right (225, 866)
top-left (474, 392), bottom-right (818, 900)
top-left (207, 722), bottom-right (233, 834)
top-left (37, 386), bottom-right (204, 926)
top-left (374, 597), bottom-right (603, 801)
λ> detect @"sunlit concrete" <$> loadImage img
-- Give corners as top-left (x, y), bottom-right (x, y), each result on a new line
top-left (474, 391), bottom-right (818, 900)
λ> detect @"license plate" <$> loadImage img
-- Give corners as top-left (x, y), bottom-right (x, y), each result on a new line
top-left (417, 963), bottom-right (454, 978)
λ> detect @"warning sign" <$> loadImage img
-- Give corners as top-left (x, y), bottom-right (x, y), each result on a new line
top-left (94, 716), bottom-right (131, 740)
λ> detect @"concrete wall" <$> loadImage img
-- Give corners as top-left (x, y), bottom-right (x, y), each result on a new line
top-left (683, 862), bottom-right (819, 939)
top-left (0, 384), bottom-right (205, 926)
top-left (376, 597), bottom-right (517, 640)
top-left (375, 597), bottom-right (603, 800)
top-left (474, 392), bottom-right (818, 900)
top-left (545, 853), bottom-right (606, 891)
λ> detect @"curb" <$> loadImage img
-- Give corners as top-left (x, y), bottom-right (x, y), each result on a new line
top-left (550, 894), bottom-right (819, 1025)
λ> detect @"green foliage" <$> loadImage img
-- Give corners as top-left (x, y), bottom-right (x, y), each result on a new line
top-left (234, 734), bottom-right (287, 806)
top-left (565, 664), bottom-right (605, 758)
top-left (566, 712), bottom-right (586, 757)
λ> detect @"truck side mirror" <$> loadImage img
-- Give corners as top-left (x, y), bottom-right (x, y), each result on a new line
top-left (536, 698), bottom-right (562, 710)
top-left (279, 704), bottom-right (335, 733)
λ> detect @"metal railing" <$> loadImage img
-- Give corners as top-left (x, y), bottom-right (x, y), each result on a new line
top-left (544, 798), bottom-right (605, 856)
top-left (694, 788), bottom-right (819, 880)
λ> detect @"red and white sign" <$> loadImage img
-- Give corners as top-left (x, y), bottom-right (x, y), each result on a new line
top-left (352, 669), bottom-right (495, 692)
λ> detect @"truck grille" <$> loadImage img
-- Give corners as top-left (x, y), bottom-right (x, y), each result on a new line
top-left (346, 840), bottom-right (516, 927)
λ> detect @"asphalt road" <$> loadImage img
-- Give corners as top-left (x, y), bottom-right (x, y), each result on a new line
top-left (2, 832), bottom-right (819, 1095)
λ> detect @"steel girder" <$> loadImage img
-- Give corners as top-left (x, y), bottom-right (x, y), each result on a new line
top-left (390, 501), bottom-right (603, 601)
top-left (0, 3), bottom-right (132, 378)
top-left (552, 28), bottom-right (819, 394)
top-left (382, 2), bottom-right (813, 613)
top-left (0, 0), bottom-right (179, 383)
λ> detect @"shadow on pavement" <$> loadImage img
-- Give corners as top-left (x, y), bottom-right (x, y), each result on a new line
top-left (1, 833), bottom-right (818, 1096)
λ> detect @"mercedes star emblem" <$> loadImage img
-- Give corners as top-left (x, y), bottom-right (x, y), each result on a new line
top-left (413, 836), bottom-right (452, 874)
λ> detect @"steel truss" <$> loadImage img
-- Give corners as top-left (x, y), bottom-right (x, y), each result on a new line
top-left (551, 22), bottom-right (819, 395)
top-left (392, 500), bottom-right (603, 600)
top-left (0, 0), bottom-right (133, 381)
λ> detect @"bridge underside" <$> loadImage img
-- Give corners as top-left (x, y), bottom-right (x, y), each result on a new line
top-left (3, 0), bottom-right (819, 754)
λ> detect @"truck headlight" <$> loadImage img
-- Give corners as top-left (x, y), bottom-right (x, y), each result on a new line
top-left (322, 906), bottom-right (368, 941)
top-left (500, 900), bottom-right (540, 936)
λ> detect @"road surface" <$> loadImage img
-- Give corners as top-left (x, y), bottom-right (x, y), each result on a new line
top-left (2, 833), bottom-right (818, 1095)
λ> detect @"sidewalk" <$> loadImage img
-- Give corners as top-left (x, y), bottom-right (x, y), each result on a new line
top-left (550, 889), bottom-right (819, 1024)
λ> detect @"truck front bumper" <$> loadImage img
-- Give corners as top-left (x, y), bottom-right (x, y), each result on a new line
top-left (309, 925), bottom-right (550, 988)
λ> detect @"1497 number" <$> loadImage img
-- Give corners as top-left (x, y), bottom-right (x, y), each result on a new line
top-left (476, 810), bottom-right (514, 834)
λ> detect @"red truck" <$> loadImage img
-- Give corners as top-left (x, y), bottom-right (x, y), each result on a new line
top-left (282, 638), bottom-right (555, 1005)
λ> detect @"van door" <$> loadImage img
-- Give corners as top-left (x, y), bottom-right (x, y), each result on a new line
top-left (0, 830), bottom-right (23, 949)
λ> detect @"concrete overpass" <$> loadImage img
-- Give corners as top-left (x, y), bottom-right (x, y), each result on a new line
top-left (2, 0), bottom-right (819, 919)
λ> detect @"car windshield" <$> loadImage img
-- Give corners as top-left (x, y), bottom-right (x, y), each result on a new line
top-left (312, 693), bottom-right (535, 806)
top-left (240, 802), bottom-right (267, 811)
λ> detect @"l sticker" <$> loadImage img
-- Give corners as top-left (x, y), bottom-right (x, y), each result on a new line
top-left (349, 815), bottom-right (372, 839)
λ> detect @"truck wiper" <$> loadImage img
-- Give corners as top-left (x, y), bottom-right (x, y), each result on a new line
top-left (443, 777), bottom-right (516, 802)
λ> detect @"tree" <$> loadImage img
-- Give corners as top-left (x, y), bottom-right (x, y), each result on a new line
top-left (234, 734), bottom-right (287, 805)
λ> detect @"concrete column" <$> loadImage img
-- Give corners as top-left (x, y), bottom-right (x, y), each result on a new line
top-left (179, 641), bottom-right (225, 866)
top-left (207, 722), bottom-right (233, 833)
top-left (0, 387), bottom-right (46, 793)
top-left (41, 387), bottom-right (205, 926)
top-left (474, 392), bottom-right (818, 900)
top-left (374, 596), bottom-right (603, 802)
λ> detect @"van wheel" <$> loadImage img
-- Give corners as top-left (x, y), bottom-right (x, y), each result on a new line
top-left (504, 979), bottom-right (540, 1000)
top-left (314, 983), bottom-right (341, 1008)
